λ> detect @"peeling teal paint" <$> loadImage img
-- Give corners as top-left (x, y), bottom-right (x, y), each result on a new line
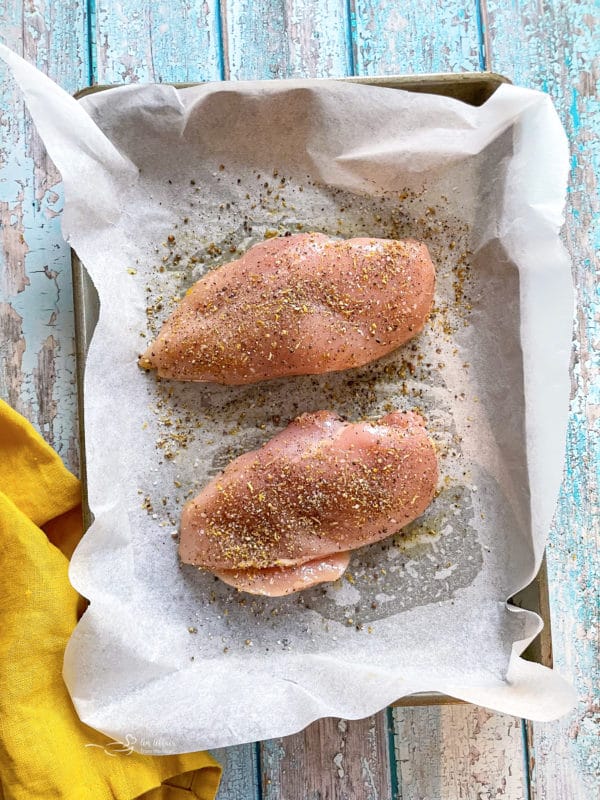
top-left (475, 0), bottom-right (487, 70)
top-left (353, 1), bottom-right (481, 76)
top-left (0, 78), bottom-right (77, 461)
top-left (92, 1), bottom-right (221, 83)
top-left (86, 0), bottom-right (98, 84)
top-left (570, 86), bottom-right (581, 131)
top-left (224, 1), bottom-right (350, 80)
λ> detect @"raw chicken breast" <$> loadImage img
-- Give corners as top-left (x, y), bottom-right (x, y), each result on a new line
top-left (141, 233), bottom-right (435, 385)
top-left (179, 410), bottom-right (438, 595)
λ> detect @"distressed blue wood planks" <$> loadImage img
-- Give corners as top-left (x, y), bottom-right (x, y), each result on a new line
top-left (210, 746), bottom-right (262, 800)
top-left (261, 715), bottom-right (394, 800)
top-left (352, 0), bottom-right (483, 75)
top-left (222, 0), bottom-right (352, 79)
top-left (391, 706), bottom-right (529, 800)
top-left (0, 1), bottom-right (89, 473)
top-left (92, 0), bottom-right (223, 83)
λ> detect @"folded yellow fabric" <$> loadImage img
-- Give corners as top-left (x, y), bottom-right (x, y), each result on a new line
top-left (0, 399), bottom-right (221, 800)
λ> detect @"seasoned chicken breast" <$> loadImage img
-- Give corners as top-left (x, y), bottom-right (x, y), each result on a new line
top-left (180, 410), bottom-right (438, 595)
top-left (141, 233), bottom-right (435, 385)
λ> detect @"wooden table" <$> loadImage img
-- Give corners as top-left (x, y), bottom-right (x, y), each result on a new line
top-left (1, 2), bottom-right (597, 798)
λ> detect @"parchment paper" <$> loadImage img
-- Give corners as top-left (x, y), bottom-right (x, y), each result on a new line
top-left (1, 45), bottom-right (577, 753)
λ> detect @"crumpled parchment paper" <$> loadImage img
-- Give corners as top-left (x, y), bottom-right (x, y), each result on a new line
top-left (1, 45), bottom-right (576, 753)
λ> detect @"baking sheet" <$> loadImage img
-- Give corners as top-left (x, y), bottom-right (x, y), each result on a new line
top-left (1, 45), bottom-right (576, 752)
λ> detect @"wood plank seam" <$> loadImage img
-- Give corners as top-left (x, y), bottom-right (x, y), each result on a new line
top-left (217, 0), bottom-right (228, 81)
top-left (475, 0), bottom-right (491, 72)
top-left (345, 0), bottom-right (357, 75)
top-left (385, 707), bottom-right (401, 800)
top-left (86, 0), bottom-right (97, 85)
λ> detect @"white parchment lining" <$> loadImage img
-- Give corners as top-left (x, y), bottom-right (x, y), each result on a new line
top-left (1, 46), bottom-right (576, 753)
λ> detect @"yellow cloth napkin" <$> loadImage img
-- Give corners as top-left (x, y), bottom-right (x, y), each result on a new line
top-left (0, 399), bottom-right (221, 800)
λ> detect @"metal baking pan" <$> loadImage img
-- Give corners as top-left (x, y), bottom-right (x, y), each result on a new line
top-left (71, 73), bottom-right (553, 709)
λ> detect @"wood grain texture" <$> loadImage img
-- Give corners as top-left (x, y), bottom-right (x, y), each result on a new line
top-left (261, 715), bottom-right (393, 800)
top-left (93, 0), bottom-right (223, 83)
top-left (485, 2), bottom-right (600, 795)
top-left (223, 0), bottom-right (352, 79)
top-left (393, 706), bottom-right (528, 800)
top-left (0, 0), bottom-right (87, 474)
top-left (352, 0), bottom-right (483, 75)
top-left (211, 746), bottom-right (261, 800)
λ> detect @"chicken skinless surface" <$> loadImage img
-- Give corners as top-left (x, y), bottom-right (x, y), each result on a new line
top-left (179, 411), bottom-right (438, 596)
top-left (141, 233), bottom-right (435, 385)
